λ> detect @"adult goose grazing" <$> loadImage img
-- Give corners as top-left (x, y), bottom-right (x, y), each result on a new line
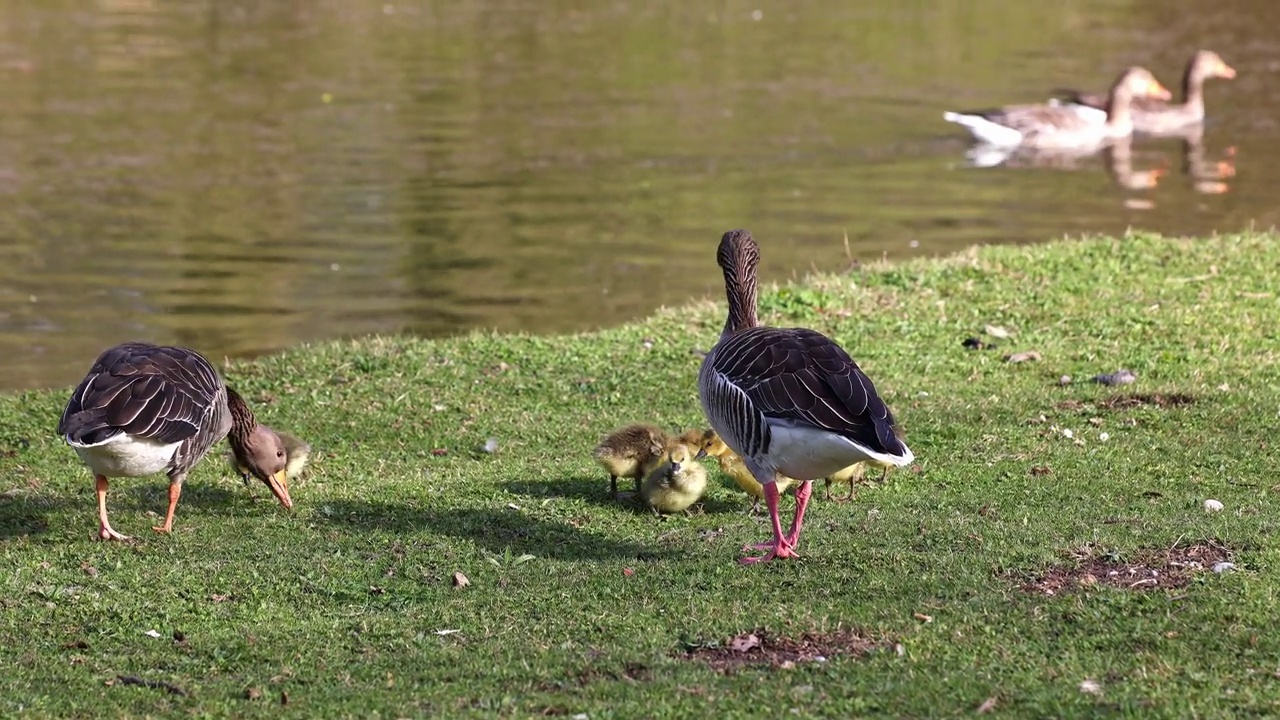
top-left (57, 342), bottom-right (295, 540)
top-left (1052, 50), bottom-right (1235, 134)
top-left (943, 66), bottom-right (1170, 148)
top-left (698, 230), bottom-right (914, 564)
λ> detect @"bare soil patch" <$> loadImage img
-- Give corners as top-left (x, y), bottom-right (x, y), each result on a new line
top-left (679, 629), bottom-right (887, 671)
top-left (1019, 542), bottom-right (1231, 596)
top-left (1056, 393), bottom-right (1196, 413)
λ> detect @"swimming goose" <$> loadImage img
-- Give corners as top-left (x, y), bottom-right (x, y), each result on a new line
top-left (697, 230), bottom-right (914, 564)
top-left (57, 342), bottom-right (295, 540)
top-left (943, 66), bottom-right (1170, 148)
top-left (1052, 50), bottom-right (1235, 134)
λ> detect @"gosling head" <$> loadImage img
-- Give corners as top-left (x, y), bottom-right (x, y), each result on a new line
top-left (676, 428), bottom-right (718, 459)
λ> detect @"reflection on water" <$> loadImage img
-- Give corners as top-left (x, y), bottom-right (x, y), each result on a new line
top-left (0, 0), bottom-right (1277, 390)
top-left (958, 126), bottom-right (1239, 207)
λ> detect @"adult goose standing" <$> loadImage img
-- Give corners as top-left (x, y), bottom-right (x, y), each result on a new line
top-left (57, 342), bottom-right (295, 540)
top-left (943, 66), bottom-right (1170, 148)
top-left (698, 230), bottom-right (915, 564)
top-left (1052, 50), bottom-right (1235, 134)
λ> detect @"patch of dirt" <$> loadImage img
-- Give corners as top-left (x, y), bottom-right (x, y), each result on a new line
top-left (1056, 393), bottom-right (1195, 413)
top-left (1098, 393), bottom-right (1196, 410)
top-left (1018, 542), bottom-right (1231, 596)
top-left (678, 629), bottom-right (886, 672)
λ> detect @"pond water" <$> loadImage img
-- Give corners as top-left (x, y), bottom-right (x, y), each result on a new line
top-left (1, 0), bottom-right (1276, 391)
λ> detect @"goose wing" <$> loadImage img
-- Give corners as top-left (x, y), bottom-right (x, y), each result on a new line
top-left (57, 342), bottom-right (224, 446)
top-left (708, 327), bottom-right (905, 456)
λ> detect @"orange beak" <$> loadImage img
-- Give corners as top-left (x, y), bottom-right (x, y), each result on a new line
top-left (1218, 63), bottom-right (1237, 79)
top-left (1148, 80), bottom-right (1173, 101)
top-left (267, 469), bottom-right (294, 509)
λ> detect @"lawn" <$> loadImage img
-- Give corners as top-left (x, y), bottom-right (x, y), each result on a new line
top-left (2, 232), bottom-right (1279, 718)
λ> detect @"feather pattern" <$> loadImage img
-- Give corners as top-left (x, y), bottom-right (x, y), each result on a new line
top-left (58, 342), bottom-right (231, 479)
top-left (698, 230), bottom-right (913, 482)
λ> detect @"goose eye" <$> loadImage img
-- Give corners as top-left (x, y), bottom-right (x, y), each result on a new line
top-left (276, 450), bottom-right (285, 458)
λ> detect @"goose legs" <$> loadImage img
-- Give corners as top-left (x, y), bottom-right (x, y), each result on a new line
top-left (95, 474), bottom-right (130, 541)
top-left (152, 481), bottom-right (183, 534)
top-left (783, 481), bottom-right (813, 549)
top-left (739, 481), bottom-right (799, 564)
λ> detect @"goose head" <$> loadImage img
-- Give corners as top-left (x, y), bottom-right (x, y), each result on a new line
top-left (1114, 67), bottom-right (1172, 103)
top-left (226, 388), bottom-right (295, 510)
top-left (1190, 50), bottom-right (1236, 82)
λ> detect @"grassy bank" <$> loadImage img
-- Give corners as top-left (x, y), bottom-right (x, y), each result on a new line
top-left (2, 232), bottom-right (1279, 717)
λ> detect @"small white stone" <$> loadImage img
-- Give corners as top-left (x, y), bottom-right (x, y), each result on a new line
top-left (1213, 562), bottom-right (1235, 573)
top-left (1062, 428), bottom-right (1074, 439)
top-left (1204, 499), bottom-right (1224, 513)
top-left (1098, 432), bottom-right (1109, 442)
top-left (751, 9), bottom-right (763, 20)
top-left (1079, 679), bottom-right (1103, 695)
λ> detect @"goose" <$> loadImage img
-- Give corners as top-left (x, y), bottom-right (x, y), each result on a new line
top-left (641, 442), bottom-right (708, 516)
top-left (698, 230), bottom-right (914, 563)
top-left (943, 66), bottom-right (1170, 149)
top-left (1051, 50), bottom-right (1235, 134)
top-left (57, 342), bottom-right (295, 540)
top-left (593, 423), bottom-right (671, 498)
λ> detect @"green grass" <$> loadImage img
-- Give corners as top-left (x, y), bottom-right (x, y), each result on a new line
top-left (3, 232), bottom-right (1280, 718)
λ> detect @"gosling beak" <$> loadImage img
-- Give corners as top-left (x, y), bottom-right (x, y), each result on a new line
top-left (695, 447), bottom-right (708, 460)
top-left (267, 469), bottom-right (294, 510)
top-left (1219, 63), bottom-right (1237, 79)
top-left (1149, 80), bottom-right (1172, 101)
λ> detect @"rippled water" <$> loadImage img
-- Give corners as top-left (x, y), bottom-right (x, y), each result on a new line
top-left (0, 0), bottom-right (1276, 390)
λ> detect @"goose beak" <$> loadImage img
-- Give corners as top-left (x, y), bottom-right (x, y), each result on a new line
top-left (267, 469), bottom-right (294, 509)
top-left (1148, 80), bottom-right (1172, 101)
top-left (695, 447), bottom-right (708, 460)
top-left (1219, 63), bottom-right (1237, 79)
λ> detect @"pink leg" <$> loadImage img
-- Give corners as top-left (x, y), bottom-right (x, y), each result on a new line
top-left (783, 481), bottom-right (813, 549)
top-left (95, 474), bottom-right (130, 542)
top-left (739, 482), bottom-right (799, 564)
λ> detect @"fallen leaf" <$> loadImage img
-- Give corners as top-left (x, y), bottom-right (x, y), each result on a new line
top-left (368, 586), bottom-right (385, 595)
top-left (622, 568), bottom-right (635, 577)
top-left (144, 629), bottom-right (162, 638)
top-left (245, 687), bottom-right (262, 700)
top-left (452, 572), bottom-right (470, 588)
top-left (80, 563), bottom-right (98, 578)
top-left (280, 691), bottom-right (289, 706)
top-left (62, 640), bottom-right (89, 650)
top-left (435, 629), bottom-right (461, 636)
top-left (431, 448), bottom-right (448, 456)
top-left (729, 633), bottom-right (761, 653)
top-left (1029, 466), bottom-right (1051, 477)
top-left (984, 324), bottom-right (1012, 339)
top-left (977, 696), bottom-right (998, 714)
top-left (211, 594), bottom-right (230, 603)
top-left (913, 613), bottom-right (933, 623)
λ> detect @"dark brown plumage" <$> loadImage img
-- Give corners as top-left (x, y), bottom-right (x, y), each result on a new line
top-left (58, 342), bottom-right (294, 540)
top-left (705, 326), bottom-right (906, 461)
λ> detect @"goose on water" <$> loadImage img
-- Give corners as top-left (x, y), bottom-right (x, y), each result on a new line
top-left (697, 230), bottom-right (915, 564)
top-left (1051, 50), bottom-right (1235, 134)
top-left (943, 66), bottom-right (1170, 149)
top-left (57, 342), bottom-right (295, 540)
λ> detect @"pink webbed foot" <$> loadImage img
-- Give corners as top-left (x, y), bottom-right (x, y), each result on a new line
top-left (739, 537), bottom-right (799, 564)
top-left (98, 525), bottom-right (130, 542)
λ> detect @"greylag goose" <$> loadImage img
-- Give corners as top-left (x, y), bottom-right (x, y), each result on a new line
top-left (57, 342), bottom-right (295, 540)
top-left (698, 230), bottom-right (914, 564)
top-left (943, 66), bottom-right (1170, 148)
top-left (1052, 50), bottom-right (1235, 134)
top-left (229, 429), bottom-right (311, 490)
top-left (640, 442), bottom-right (708, 516)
